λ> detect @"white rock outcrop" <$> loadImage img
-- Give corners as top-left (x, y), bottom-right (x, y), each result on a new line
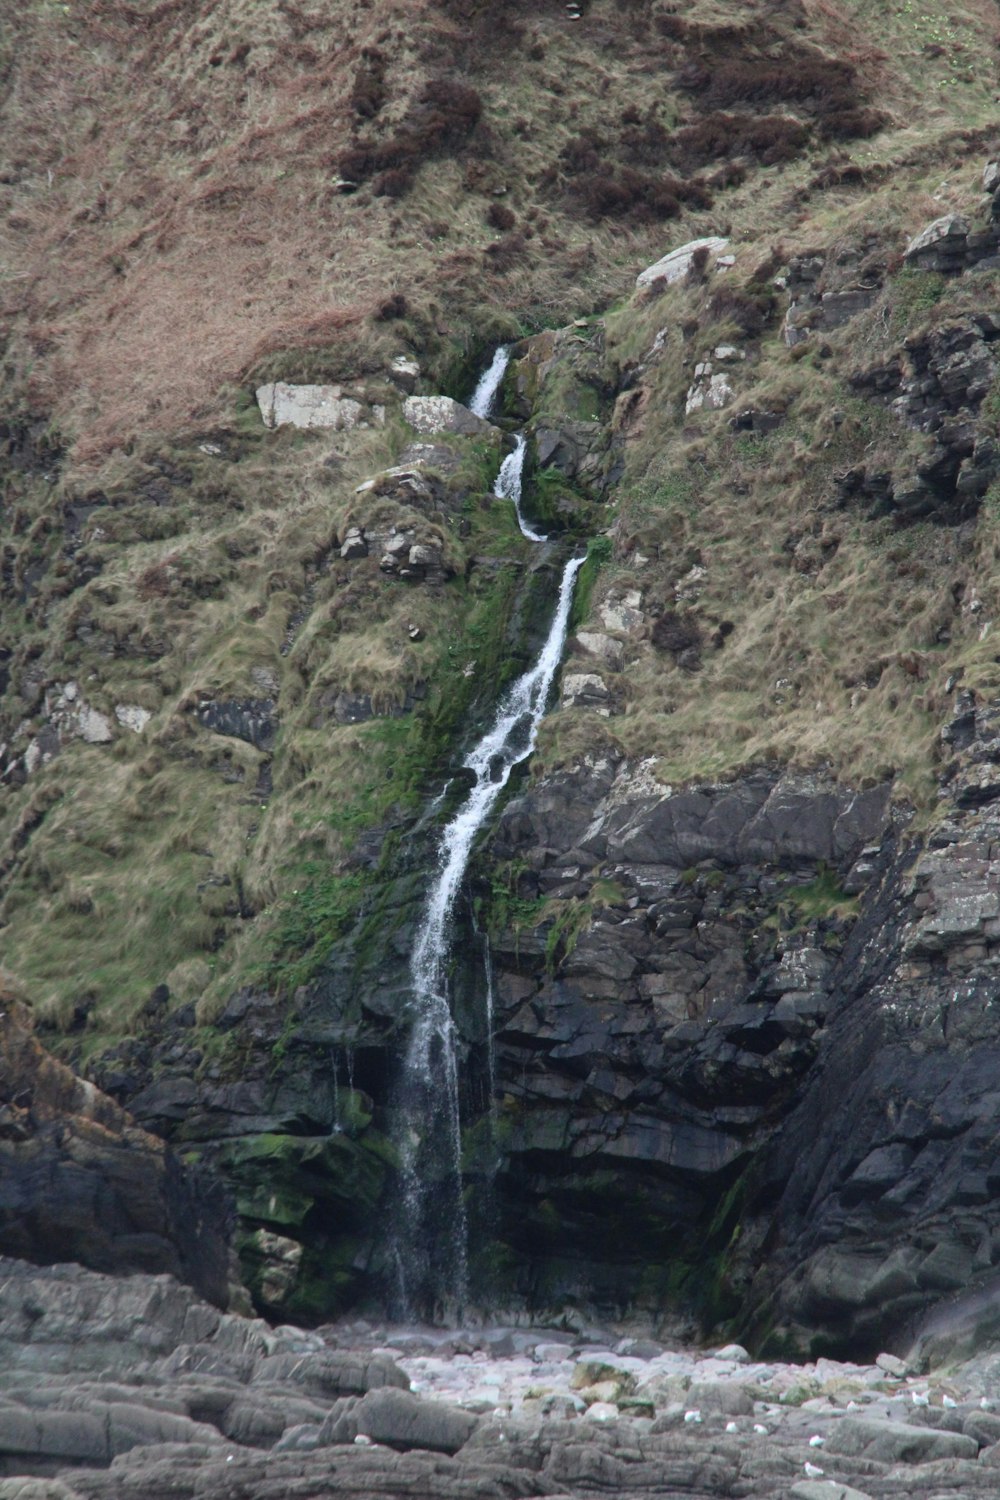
top-left (114, 704), bottom-right (152, 735)
top-left (636, 236), bottom-right (729, 289)
top-left (402, 396), bottom-right (498, 438)
top-left (600, 591), bottom-right (644, 633)
top-left (256, 384), bottom-right (385, 431)
top-left (562, 673), bottom-right (611, 714)
top-left (390, 355), bottom-right (420, 391)
top-left (685, 362), bottom-right (735, 415)
top-left (576, 632), bottom-right (624, 672)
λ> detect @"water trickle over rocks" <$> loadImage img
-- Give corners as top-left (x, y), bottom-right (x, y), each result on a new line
top-left (391, 349), bottom-right (583, 1316)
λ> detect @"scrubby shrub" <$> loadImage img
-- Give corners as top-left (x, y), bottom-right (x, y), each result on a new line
top-left (672, 112), bottom-right (810, 171)
top-left (338, 77), bottom-right (483, 187)
top-left (810, 161), bottom-right (867, 189)
top-left (819, 107), bottom-right (890, 140)
top-left (560, 141), bottom-right (712, 222)
top-left (372, 167), bottom-right (412, 198)
top-left (560, 131), bottom-right (606, 173)
top-left (349, 48), bottom-right (387, 120)
top-left (421, 78), bottom-right (484, 139)
top-left (483, 233), bottom-right (528, 271)
top-left (486, 201), bottom-right (516, 231)
top-left (692, 54), bottom-right (859, 114)
top-left (652, 610), bottom-right (702, 662)
top-left (707, 161), bottom-right (747, 189)
top-left (375, 293), bottom-right (408, 321)
top-left (707, 282), bottom-right (777, 336)
top-left (620, 116), bottom-right (671, 165)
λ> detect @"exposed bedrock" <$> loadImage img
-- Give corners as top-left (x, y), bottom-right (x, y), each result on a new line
top-left (83, 692), bottom-right (1000, 1352)
top-left (480, 757), bottom-right (896, 1328)
top-left (739, 696), bottom-right (1000, 1359)
top-left (0, 1002), bottom-right (231, 1308)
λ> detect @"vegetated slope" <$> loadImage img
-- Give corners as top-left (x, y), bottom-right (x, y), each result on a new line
top-left (2, 0), bottom-right (1000, 1315)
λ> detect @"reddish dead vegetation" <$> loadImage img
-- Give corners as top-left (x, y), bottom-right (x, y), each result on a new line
top-left (339, 78), bottom-right (483, 192)
top-left (670, 113), bottom-right (810, 171)
top-left (241, 308), bottom-right (374, 378)
top-left (0, 0), bottom-right (454, 461)
top-left (663, 0), bottom-right (891, 145)
top-left (553, 130), bottom-right (712, 223)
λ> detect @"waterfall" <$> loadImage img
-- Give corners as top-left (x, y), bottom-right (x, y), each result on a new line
top-left (394, 553), bottom-right (585, 1316)
top-left (495, 434), bottom-right (547, 542)
top-left (468, 344), bottom-right (510, 419)
top-left (469, 341), bottom-right (547, 540)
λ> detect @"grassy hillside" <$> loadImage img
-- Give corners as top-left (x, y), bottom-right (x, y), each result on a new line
top-left (2, 0), bottom-right (1000, 1046)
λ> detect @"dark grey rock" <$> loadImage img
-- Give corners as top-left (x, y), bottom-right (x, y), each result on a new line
top-left (349, 1387), bottom-right (479, 1454)
top-left (194, 698), bottom-right (276, 750)
top-left (825, 1415), bottom-right (978, 1463)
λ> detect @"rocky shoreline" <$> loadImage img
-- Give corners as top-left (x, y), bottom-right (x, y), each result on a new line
top-left (4, 1256), bottom-right (1000, 1500)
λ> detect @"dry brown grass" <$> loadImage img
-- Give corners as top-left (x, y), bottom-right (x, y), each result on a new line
top-left (9, 0), bottom-right (991, 468)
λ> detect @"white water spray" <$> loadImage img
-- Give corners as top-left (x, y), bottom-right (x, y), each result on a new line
top-left (495, 433), bottom-right (547, 542)
top-left (468, 344), bottom-right (511, 420)
top-left (395, 553), bottom-right (584, 1314)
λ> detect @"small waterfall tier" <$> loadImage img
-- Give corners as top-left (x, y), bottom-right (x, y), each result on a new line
top-left (468, 344), bottom-right (511, 419)
top-left (495, 434), bottom-right (547, 542)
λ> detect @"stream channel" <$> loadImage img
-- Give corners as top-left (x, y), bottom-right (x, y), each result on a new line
top-left (390, 347), bottom-right (585, 1318)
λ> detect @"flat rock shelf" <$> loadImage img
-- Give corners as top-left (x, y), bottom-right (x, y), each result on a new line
top-left (5, 1257), bottom-right (1000, 1500)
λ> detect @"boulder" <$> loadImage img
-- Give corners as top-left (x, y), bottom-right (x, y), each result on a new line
top-left (321, 1387), bottom-right (479, 1454)
top-left (636, 236), bottom-right (729, 288)
top-left (789, 1485), bottom-right (874, 1500)
top-left (686, 368), bottom-right (735, 415)
top-left (389, 355), bottom-right (420, 391)
top-left (339, 528), bottom-right (368, 560)
top-left (575, 632), bottom-right (624, 671)
top-left (824, 1415), bottom-right (978, 1463)
top-left (256, 384), bottom-right (381, 431)
top-left (402, 396), bottom-right (498, 438)
top-left (114, 704), bottom-right (151, 734)
top-left (561, 672), bottom-right (611, 713)
top-left (903, 214), bottom-right (969, 271)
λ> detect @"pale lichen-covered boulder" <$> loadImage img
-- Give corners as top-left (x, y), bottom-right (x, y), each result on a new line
top-left (402, 395), bottom-right (498, 438)
top-left (255, 383), bottom-right (384, 430)
top-left (636, 236), bottom-right (729, 288)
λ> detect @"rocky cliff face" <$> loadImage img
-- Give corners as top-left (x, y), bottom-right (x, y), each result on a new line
top-left (740, 694), bottom-right (1000, 1358)
top-left (8, 0), bottom-right (1000, 1359)
top-left (479, 760), bottom-right (893, 1328)
top-left (0, 1000), bottom-right (231, 1308)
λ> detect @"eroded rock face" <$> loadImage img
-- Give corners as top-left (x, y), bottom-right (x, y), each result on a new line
top-left (846, 314), bottom-right (1000, 520)
top-left (736, 694), bottom-right (1000, 1357)
top-left (0, 1006), bottom-right (230, 1307)
top-left (194, 697), bottom-right (276, 750)
top-left (481, 759), bottom-right (893, 1313)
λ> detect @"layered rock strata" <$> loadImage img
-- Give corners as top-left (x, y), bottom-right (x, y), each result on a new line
top-left (0, 1003), bottom-right (230, 1307)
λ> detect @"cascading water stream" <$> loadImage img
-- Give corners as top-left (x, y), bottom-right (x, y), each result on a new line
top-left (468, 344), bottom-right (510, 420)
top-left (391, 350), bottom-right (584, 1313)
top-left (394, 554), bottom-right (583, 1314)
top-left (495, 435), bottom-right (547, 542)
